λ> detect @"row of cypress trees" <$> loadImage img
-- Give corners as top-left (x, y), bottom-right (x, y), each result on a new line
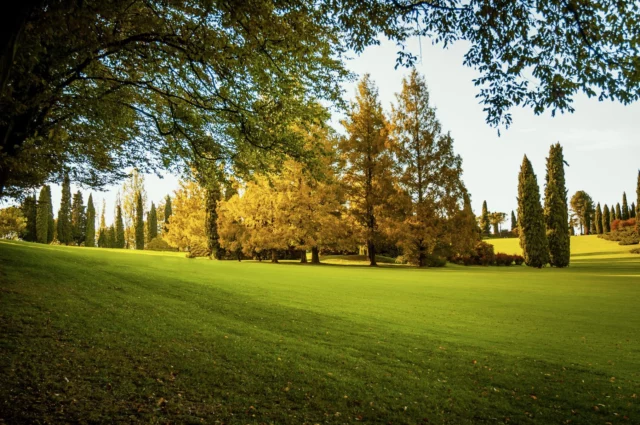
top-left (517, 143), bottom-right (570, 268)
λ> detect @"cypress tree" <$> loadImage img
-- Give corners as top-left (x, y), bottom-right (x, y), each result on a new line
top-left (57, 173), bottom-right (72, 244)
top-left (543, 143), bottom-right (570, 267)
top-left (631, 202), bottom-right (636, 219)
top-left (615, 203), bottom-right (622, 221)
top-left (46, 188), bottom-right (55, 243)
top-left (164, 195), bottom-right (172, 229)
top-left (36, 186), bottom-right (50, 243)
top-left (594, 203), bottom-right (603, 234)
top-left (71, 191), bottom-right (86, 244)
top-left (135, 191), bottom-right (144, 250)
top-left (107, 225), bottom-right (116, 248)
top-left (610, 204), bottom-right (615, 227)
top-left (480, 200), bottom-right (491, 237)
top-left (517, 155), bottom-right (549, 268)
top-left (602, 204), bottom-right (610, 233)
top-left (147, 202), bottom-right (158, 241)
top-left (621, 192), bottom-right (630, 220)
top-left (21, 194), bottom-right (38, 242)
top-left (85, 194), bottom-right (96, 247)
top-left (115, 203), bottom-right (125, 248)
top-left (510, 210), bottom-right (517, 231)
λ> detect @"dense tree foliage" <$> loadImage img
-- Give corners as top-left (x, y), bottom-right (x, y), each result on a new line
top-left (570, 191), bottom-right (593, 235)
top-left (165, 181), bottom-right (207, 255)
top-left (135, 191), bottom-right (144, 250)
top-left (2, 0), bottom-right (639, 198)
top-left (71, 191), bottom-right (86, 245)
top-left (615, 203), bottom-right (622, 222)
top-left (340, 75), bottom-right (396, 266)
top-left (0, 207), bottom-right (26, 239)
top-left (479, 201), bottom-right (491, 237)
top-left (36, 186), bottom-right (51, 244)
top-left (517, 156), bottom-right (548, 268)
top-left (489, 212), bottom-right (507, 236)
top-left (20, 194), bottom-right (37, 242)
top-left (57, 174), bottom-right (72, 244)
top-left (391, 69), bottom-right (471, 266)
top-left (621, 192), bottom-right (630, 220)
top-left (544, 143), bottom-right (569, 267)
top-left (602, 204), bottom-right (611, 233)
top-left (510, 211), bottom-right (517, 231)
top-left (163, 195), bottom-right (173, 232)
top-left (147, 202), bottom-right (158, 242)
top-left (85, 194), bottom-right (95, 247)
top-left (594, 203), bottom-right (603, 235)
top-left (115, 203), bottom-right (125, 249)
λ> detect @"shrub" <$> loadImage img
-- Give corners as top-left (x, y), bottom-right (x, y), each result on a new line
top-left (630, 247), bottom-right (640, 254)
top-left (513, 255), bottom-right (525, 265)
top-left (611, 218), bottom-right (635, 232)
top-left (618, 236), bottom-right (639, 246)
top-left (424, 254), bottom-right (447, 267)
top-left (146, 237), bottom-right (178, 252)
top-left (495, 253), bottom-right (514, 266)
top-left (474, 241), bottom-right (496, 265)
top-left (186, 243), bottom-right (210, 258)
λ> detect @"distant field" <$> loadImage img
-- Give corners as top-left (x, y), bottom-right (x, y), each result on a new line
top-left (1, 236), bottom-right (638, 424)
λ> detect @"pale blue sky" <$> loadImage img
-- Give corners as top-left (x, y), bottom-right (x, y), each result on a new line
top-left (38, 37), bottom-right (640, 225)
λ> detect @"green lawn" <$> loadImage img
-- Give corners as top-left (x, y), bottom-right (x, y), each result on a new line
top-left (1, 237), bottom-right (638, 424)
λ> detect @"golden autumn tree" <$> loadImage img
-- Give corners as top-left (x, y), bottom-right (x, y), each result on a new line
top-left (164, 180), bottom-right (208, 256)
top-left (391, 69), bottom-right (471, 266)
top-left (339, 75), bottom-right (398, 266)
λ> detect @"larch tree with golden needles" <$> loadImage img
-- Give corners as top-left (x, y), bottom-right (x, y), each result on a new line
top-left (391, 69), bottom-right (471, 266)
top-left (164, 180), bottom-right (208, 256)
top-left (340, 75), bottom-right (397, 267)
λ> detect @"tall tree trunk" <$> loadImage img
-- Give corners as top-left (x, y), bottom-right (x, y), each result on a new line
top-left (367, 239), bottom-right (377, 266)
top-left (300, 250), bottom-right (307, 263)
top-left (311, 246), bottom-right (320, 264)
top-left (271, 249), bottom-right (278, 263)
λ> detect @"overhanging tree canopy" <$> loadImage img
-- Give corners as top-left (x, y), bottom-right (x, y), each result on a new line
top-left (2, 0), bottom-right (639, 198)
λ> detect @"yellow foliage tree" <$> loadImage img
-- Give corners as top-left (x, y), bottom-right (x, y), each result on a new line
top-left (164, 180), bottom-right (208, 256)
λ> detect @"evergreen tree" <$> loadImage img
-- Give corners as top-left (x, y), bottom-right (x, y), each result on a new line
top-left (610, 204), bottom-right (616, 227)
top-left (480, 200), bottom-right (491, 237)
top-left (36, 186), bottom-right (51, 244)
top-left (21, 194), bottom-right (37, 242)
top-left (602, 204), bottom-right (611, 233)
top-left (107, 225), bottom-right (116, 248)
top-left (57, 173), bottom-right (73, 244)
top-left (71, 191), bottom-right (86, 244)
top-left (46, 188), bottom-right (55, 243)
top-left (615, 203), bottom-right (622, 221)
top-left (594, 203), bottom-right (603, 234)
top-left (391, 69), bottom-right (470, 266)
top-left (115, 203), bottom-right (125, 248)
top-left (544, 143), bottom-right (570, 267)
top-left (98, 200), bottom-right (107, 247)
top-left (621, 192), bottom-right (630, 220)
top-left (135, 191), bottom-right (144, 250)
top-left (517, 155), bottom-right (549, 268)
top-left (510, 210), bottom-right (517, 231)
top-left (147, 202), bottom-right (158, 241)
top-left (164, 195), bottom-right (172, 230)
top-left (631, 202), bottom-right (636, 219)
top-left (85, 194), bottom-right (96, 247)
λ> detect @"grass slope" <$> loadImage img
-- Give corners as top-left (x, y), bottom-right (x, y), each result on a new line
top-left (1, 236), bottom-right (638, 424)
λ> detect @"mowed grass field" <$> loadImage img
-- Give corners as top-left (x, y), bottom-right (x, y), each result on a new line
top-left (1, 237), bottom-right (639, 424)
